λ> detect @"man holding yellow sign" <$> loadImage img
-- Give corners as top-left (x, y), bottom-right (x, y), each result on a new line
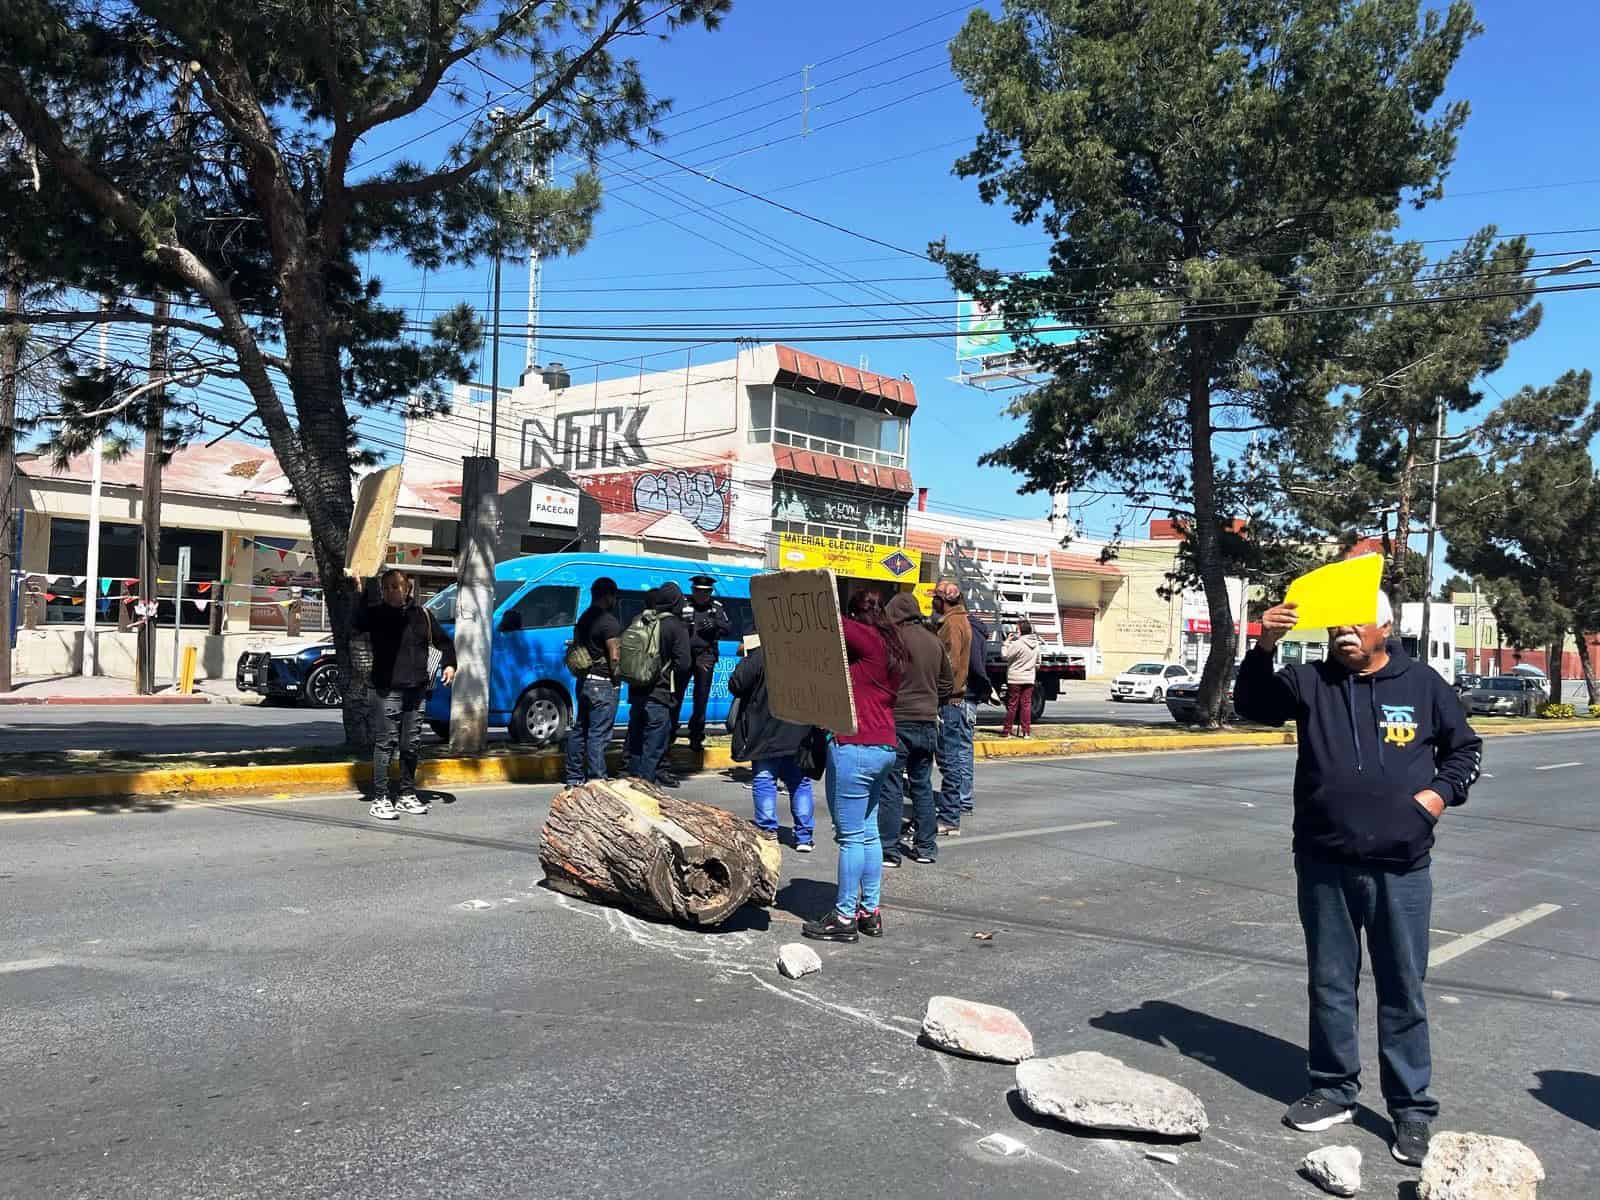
top-left (1235, 567), bottom-right (1482, 1172)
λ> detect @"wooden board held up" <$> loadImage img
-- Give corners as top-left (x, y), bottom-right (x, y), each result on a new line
top-left (345, 465), bottom-right (405, 579)
top-left (750, 567), bottom-right (856, 735)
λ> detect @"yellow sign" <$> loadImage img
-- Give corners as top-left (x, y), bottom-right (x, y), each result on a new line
top-left (1283, 553), bottom-right (1384, 630)
top-left (913, 582), bottom-right (937, 614)
top-left (776, 534), bottom-right (922, 584)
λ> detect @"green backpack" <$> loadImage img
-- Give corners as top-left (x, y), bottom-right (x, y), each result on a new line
top-left (618, 610), bottom-right (665, 687)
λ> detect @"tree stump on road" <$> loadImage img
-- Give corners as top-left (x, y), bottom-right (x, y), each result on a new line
top-left (539, 778), bottom-right (782, 927)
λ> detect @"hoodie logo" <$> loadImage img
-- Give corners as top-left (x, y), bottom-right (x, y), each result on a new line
top-left (1380, 704), bottom-right (1418, 746)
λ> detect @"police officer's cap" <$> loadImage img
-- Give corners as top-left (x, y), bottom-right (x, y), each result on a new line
top-left (690, 575), bottom-right (716, 590)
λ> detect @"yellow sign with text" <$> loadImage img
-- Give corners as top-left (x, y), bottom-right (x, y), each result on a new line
top-left (776, 534), bottom-right (922, 585)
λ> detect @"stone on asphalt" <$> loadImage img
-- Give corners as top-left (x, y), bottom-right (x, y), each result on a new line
top-left (1419, 1132), bottom-right (1545, 1200)
top-left (921, 995), bottom-right (1035, 1063)
top-left (1300, 1146), bottom-right (1362, 1197)
top-left (776, 943), bottom-right (822, 979)
top-left (1014, 1051), bottom-right (1209, 1137)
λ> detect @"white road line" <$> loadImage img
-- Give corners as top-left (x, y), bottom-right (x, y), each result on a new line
top-left (1428, 903), bottom-right (1562, 968)
top-left (946, 820), bottom-right (1117, 847)
top-left (0, 958), bottom-right (61, 974)
top-left (1534, 762), bottom-right (1581, 771)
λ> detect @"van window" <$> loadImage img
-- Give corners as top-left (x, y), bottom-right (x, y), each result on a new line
top-left (425, 580), bottom-right (521, 623)
top-left (617, 590), bottom-right (652, 627)
top-left (502, 585), bottom-right (579, 632)
top-left (722, 597), bottom-right (754, 639)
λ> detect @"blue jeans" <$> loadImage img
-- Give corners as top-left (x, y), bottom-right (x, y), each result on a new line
top-left (826, 741), bottom-right (896, 920)
top-left (624, 693), bottom-right (673, 783)
top-left (752, 756), bottom-right (814, 845)
top-left (564, 676), bottom-right (619, 785)
top-left (880, 720), bottom-right (938, 860)
top-left (1296, 854), bottom-right (1438, 1121)
top-left (937, 701), bottom-right (976, 825)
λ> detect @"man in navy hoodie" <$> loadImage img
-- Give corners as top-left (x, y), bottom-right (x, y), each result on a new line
top-left (1235, 590), bottom-right (1481, 1169)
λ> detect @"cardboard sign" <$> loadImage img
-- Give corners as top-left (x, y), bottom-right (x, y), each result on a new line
top-left (1283, 553), bottom-right (1384, 629)
top-left (750, 568), bottom-right (857, 736)
top-left (345, 465), bottom-right (404, 579)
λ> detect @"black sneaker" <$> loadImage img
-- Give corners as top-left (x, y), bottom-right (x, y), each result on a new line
top-left (654, 773), bottom-right (681, 790)
top-left (802, 910), bottom-right (859, 943)
top-left (1391, 1119), bottom-right (1431, 1166)
top-left (883, 854), bottom-right (902, 868)
top-left (909, 849), bottom-right (935, 864)
top-left (1282, 1093), bottom-right (1356, 1132)
top-left (856, 908), bottom-right (883, 938)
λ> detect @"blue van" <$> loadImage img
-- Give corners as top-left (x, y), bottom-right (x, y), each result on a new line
top-left (421, 552), bottom-right (763, 744)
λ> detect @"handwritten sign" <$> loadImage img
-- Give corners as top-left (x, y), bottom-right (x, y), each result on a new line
top-left (345, 466), bottom-right (404, 579)
top-left (750, 568), bottom-right (856, 736)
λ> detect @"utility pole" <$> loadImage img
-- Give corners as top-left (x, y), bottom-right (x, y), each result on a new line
top-left (1418, 395), bottom-right (1444, 674)
top-left (522, 118), bottom-right (549, 376)
top-left (138, 63), bottom-right (193, 694)
top-left (80, 298), bottom-right (108, 677)
top-left (0, 261), bottom-right (20, 694)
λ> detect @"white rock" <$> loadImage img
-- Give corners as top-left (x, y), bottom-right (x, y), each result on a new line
top-left (1015, 1051), bottom-right (1209, 1137)
top-left (921, 996), bottom-right (1036, 1063)
top-left (1419, 1132), bottom-right (1544, 1200)
top-left (976, 1132), bottom-right (1027, 1157)
top-left (776, 942), bottom-right (822, 979)
top-left (1301, 1145), bottom-right (1362, 1197)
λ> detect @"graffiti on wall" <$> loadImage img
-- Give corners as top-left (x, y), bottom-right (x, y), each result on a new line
top-left (583, 464), bottom-right (734, 538)
top-left (522, 407), bottom-right (648, 471)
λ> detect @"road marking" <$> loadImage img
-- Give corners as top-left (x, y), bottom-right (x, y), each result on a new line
top-left (1429, 903), bottom-right (1562, 967)
top-left (1535, 762), bottom-right (1581, 771)
top-left (945, 820), bottom-right (1117, 847)
top-left (0, 957), bottom-right (61, 974)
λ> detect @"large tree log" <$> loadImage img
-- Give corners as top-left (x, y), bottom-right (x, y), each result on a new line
top-left (539, 778), bottom-right (782, 927)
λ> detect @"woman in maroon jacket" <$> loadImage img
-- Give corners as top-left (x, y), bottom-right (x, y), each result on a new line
top-left (803, 590), bottom-right (905, 943)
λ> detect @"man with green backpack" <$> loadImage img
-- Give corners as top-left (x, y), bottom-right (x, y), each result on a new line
top-left (621, 582), bottom-right (692, 786)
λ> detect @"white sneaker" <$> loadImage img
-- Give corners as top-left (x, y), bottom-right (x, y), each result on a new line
top-left (369, 797), bottom-right (400, 820)
top-left (396, 793), bottom-right (430, 815)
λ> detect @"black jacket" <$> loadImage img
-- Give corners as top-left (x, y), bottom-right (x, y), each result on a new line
top-left (966, 614), bottom-right (995, 703)
top-left (1234, 640), bottom-right (1483, 870)
top-left (728, 647), bottom-right (809, 762)
top-left (680, 598), bottom-right (734, 658)
top-left (629, 606), bottom-right (692, 708)
top-left (353, 601), bottom-right (456, 691)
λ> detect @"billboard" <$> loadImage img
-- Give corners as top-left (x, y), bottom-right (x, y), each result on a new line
top-left (956, 272), bottom-right (1083, 362)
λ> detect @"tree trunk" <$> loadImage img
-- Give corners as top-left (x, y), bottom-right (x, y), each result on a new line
top-left (1186, 344), bottom-right (1235, 727)
top-left (1547, 643), bottom-right (1563, 705)
top-left (540, 778), bottom-right (782, 927)
top-left (0, 264), bottom-right (19, 694)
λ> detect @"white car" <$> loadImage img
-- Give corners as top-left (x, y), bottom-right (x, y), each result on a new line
top-left (1110, 661), bottom-right (1192, 703)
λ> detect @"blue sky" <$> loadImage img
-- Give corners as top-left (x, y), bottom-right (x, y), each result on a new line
top-left (355, 0), bottom-right (1600, 545)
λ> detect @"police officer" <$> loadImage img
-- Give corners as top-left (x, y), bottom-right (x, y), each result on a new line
top-left (675, 574), bottom-right (734, 753)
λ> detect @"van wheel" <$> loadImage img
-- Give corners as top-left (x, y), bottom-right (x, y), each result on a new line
top-left (511, 684), bottom-right (570, 746)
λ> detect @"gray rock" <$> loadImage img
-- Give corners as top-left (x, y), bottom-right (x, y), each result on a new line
top-left (776, 942), bottom-right (822, 979)
top-left (921, 996), bottom-right (1035, 1063)
top-left (1301, 1145), bottom-right (1362, 1197)
top-left (1419, 1132), bottom-right (1544, 1200)
top-left (1014, 1051), bottom-right (1209, 1137)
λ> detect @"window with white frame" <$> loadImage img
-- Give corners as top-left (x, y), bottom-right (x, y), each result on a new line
top-left (747, 386), bottom-right (907, 468)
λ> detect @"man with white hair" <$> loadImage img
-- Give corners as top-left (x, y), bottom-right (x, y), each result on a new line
top-left (1236, 585), bottom-right (1482, 1170)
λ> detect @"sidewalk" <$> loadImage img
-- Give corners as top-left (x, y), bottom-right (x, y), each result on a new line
top-left (0, 675), bottom-right (249, 705)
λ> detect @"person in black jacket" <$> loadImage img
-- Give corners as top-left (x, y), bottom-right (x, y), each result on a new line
top-left (1235, 589), bottom-right (1482, 1169)
top-left (352, 569), bottom-right (456, 820)
top-left (623, 583), bottom-right (692, 787)
top-left (674, 575), bottom-right (734, 753)
top-left (729, 636), bottom-right (814, 850)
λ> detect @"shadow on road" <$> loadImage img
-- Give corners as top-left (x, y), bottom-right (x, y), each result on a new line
top-left (1089, 999), bottom-right (1391, 1140)
top-left (1530, 1069), bottom-right (1600, 1131)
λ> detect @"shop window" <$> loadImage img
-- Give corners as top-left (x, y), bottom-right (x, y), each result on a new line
top-left (748, 386), bottom-right (907, 467)
top-left (42, 519), bottom-right (218, 626)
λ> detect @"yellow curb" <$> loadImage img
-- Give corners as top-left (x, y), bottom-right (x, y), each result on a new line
top-left (3, 720), bottom-right (1591, 810)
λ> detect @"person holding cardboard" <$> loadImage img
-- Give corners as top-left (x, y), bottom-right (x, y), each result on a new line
top-left (353, 568), bottom-right (456, 820)
top-left (802, 590), bottom-right (905, 944)
top-left (1235, 587), bottom-right (1482, 1169)
top-left (729, 635), bottom-right (815, 852)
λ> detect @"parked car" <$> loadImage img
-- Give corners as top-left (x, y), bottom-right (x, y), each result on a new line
top-left (1110, 661), bottom-right (1192, 703)
top-left (1166, 667), bottom-right (1240, 724)
top-left (1454, 671), bottom-right (1482, 695)
top-left (236, 636), bottom-right (344, 707)
top-left (1468, 675), bottom-right (1549, 718)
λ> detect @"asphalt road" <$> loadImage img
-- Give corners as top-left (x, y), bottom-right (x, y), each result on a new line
top-left (5, 733), bottom-right (1598, 1199)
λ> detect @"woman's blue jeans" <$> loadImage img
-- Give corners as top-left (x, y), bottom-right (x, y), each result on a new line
top-left (826, 741), bottom-right (897, 920)
top-left (752, 755), bottom-right (815, 844)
